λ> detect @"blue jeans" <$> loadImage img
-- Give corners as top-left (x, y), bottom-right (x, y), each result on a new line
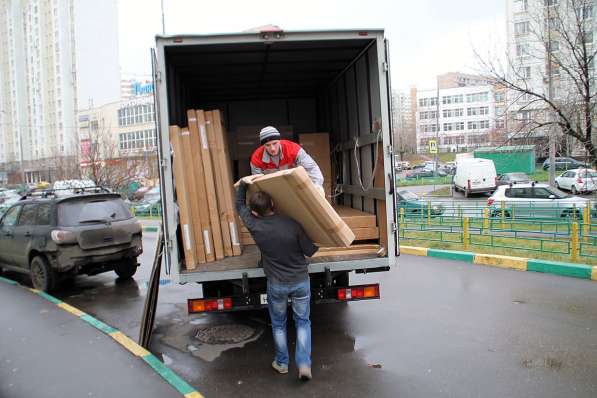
top-left (267, 278), bottom-right (311, 369)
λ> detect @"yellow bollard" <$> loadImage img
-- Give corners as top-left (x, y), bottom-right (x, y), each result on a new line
top-left (463, 216), bottom-right (470, 250)
top-left (400, 207), bottom-right (405, 225)
top-left (571, 222), bottom-right (579, 262)
top-left (427, 201), bottom-right (431, 226)
top-left (483, 208), bottom-right (489, 231)
top-left (583, 204), bottom-right (590, 242)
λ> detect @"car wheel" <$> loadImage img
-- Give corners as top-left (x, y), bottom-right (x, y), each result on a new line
top-left (571, 185), bottom-right (577, 195)
top-left (114, 259), bottom-right (138, 279)
top-left (30, 255), bottom-right (56, 292)
top-left (555, 182), bottom-right (560, 189)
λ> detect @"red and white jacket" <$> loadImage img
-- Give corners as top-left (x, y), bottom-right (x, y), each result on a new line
top-left (250, 139), bottom-right (324, 186)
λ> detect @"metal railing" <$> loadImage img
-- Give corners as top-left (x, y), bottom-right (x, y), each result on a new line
top-left (398, 200), bottom-right (597, 262)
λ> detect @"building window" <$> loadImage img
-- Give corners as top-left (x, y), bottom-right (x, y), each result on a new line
top-left (519, 66), bottom-right (531, 79)
top-left (441, 94), bottom-right (464, 105)
top-left (421, 124), bottom-right (438, 133)
top-left (544, 0), bottom-right (558, 6)
top-left (467, 120), bottom-right (490, 130)
top-left (418, 97), bottom-right (438, 107)
top-left (548, 40), bottom-right (560, 52)
top-left (466, 92), bottom-right (489, 103)
top-left (494, 91), bottom-right (505, 102)
top-left (515, 21), bottom-right (530, 35)
top-left (443, 122), bottom-right (464, 132)
top-left (442, 108), bottom-right (464, 118)
top-left (468, 134), bottom-right (489, 145)
top-left (419, 110), bottom-right (438, 120)
top-left (514, 0), bottom-right (528, 12)
top-left (496, 119), bottom-right (506, 129)
top-left (516, 43), bottom-right (529, 57)
top-left (577, 5), bottom-right (593, 20)
top-left (467, 106), bottom-right (489, 116)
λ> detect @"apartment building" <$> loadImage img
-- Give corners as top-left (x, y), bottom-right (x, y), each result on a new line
top-left (391, 88), bottom-right (417, 154)
top-left (416, 84), bottom-right (507, 153)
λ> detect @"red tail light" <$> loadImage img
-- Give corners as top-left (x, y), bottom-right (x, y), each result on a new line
top-left (577, 178), bottom-right (583, 184)
top-left (487, 198), bottom-right (495, 206)
top-left (467, 179), bottom-right (471, 190)
top-left (188, 297), bottom-right (232, 313)
top-left (337, 284), bottom-right (380, 301)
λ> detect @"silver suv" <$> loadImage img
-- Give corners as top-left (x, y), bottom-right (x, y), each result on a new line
top-left (0, 190), bottom-right (143, 291)
top-left (487, 183), bottom-right (596, 218)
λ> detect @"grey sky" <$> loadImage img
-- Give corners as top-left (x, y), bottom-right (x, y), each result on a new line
top-left (118, 0), bottom-right (506, 90)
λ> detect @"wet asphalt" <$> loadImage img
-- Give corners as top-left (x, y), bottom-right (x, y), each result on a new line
top-left (2, 232), bottom-right (597, 398)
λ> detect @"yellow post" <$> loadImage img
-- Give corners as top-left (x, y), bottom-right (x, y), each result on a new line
top-left (131, 207), bottom-right (136, 217)
top-left (501, 201), bottom-right (505, 227)
top-left (400, 207), bottom-right (405, 225)
top-left (583, 204), bottom-right (590, 242)
top-left (571, 222), bottom-right (579, 262)
top-left (427, 201), bottom-right (431, 226)
top-left (463, 216), bottom-right (470, 250)
top-left (483, 208), bottom-right (489, 231)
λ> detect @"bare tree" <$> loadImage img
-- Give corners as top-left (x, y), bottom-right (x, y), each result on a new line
top-left (477, 0), bottom-right (597, 168)
top-left (80, 126), bottom-right (147, 192)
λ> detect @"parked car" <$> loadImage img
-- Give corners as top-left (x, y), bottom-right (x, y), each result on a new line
top-left (555, 169), bottom-right (597, 194)
top-left (406, 168), bottom-right (435, 179)
top-left (542, 157), bottom-right (585, 171)
top-left (495, 172), bottom-right (531, 186)
top-left (0, 195), bottom-right (22, 216)
top-left (396, 189), bottom-right (444, 215)
top-left (487, 183), bottom-right (596, 218)
top-left (132, 197), bottom-right (161, 216)
top-left (0, 191), bottom-right (143, 291)
top-left (453, 158), bottom-right (497, 197)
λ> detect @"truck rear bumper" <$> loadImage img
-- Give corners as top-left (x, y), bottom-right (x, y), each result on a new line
top-left (177, 257), bottom-right (394, 283)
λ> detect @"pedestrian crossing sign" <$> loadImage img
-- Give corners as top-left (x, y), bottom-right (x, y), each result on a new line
top-left (429, 140), bottom-right (437, 154)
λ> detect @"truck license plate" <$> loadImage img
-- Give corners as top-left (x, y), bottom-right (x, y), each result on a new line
top-left (260, 294), bottom-right (268, 305)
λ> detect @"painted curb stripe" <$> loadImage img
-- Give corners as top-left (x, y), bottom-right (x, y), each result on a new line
top-left (109, 331), bottom-right (151, 357)
top-left (0, 276), bottom-right (18, 285)
top-left (427, 249), bottom-right (474, 263)
top-left (0, 275), bottom-right (205, 398)
top-left (474, 254), bottom-right (528, 271)
top-left (527, 259), bottom-right (593, 279)
top-left (143, 354), bottom-right (200, 397)
top-left (400, 246), bottom-right (428, 256)
top-left (57, 302), bottom-right (86, 317)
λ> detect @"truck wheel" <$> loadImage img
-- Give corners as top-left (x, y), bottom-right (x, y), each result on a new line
top-left (571, 185), bottom-right (577, 195)
top-left (30, 256), bottom-right (57, 292)
top-left (114, 259), bottom-right (138, 279)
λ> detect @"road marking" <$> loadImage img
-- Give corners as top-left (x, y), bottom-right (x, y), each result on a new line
top-left (110, 331), bottom-right (151, 357)
top-left (57, 302), bottom-right (86, 317)
top-left (474, 254), bottom-right (528, 271)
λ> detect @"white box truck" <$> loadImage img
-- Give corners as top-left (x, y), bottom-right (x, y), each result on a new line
top-left (152, 28), bottom-right (398, 312)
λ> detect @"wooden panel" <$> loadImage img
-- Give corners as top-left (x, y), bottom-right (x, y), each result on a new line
top-left (178, 127), bottom-right (209, 265)
top-left (352, 227), bottom-right (379, 241)
top-left (169, 126), bottom-right (199, 269)
top-left (187, 110), bottom-right (215, 262)
top-left (210, 109), bottom-right (242, 256)
top-left (299, 133), bottom-right (332, 199)
top-left (195, 110), bottom-right (225, 260)
top-left (333, 205), bottom-right (377, 228)
top-left (205, 111), bottom-right (234, 257)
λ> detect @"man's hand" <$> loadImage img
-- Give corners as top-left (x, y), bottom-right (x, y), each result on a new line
top-left (234, 174), bottom-right (263, 189)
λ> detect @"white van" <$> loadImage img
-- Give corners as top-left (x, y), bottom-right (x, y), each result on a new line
top-left (453, 158), bottom-right (497, 197)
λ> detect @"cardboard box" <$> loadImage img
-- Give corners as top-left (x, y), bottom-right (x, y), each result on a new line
top-left (299, 133), bottom-right (332, 199)
top-left (234, 125), bottom-right (293, 160)
top-left (243, 167), bottom-right (355, 247)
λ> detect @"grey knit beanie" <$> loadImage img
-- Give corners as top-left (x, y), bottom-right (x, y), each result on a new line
top-left (259, 126), bottom-right (281, 144)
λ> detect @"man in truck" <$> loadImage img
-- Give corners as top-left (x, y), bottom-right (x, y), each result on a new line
top-left (250, 126), bottom-right (325, 196)
top-left (236, 178), bottom-right (318, 381)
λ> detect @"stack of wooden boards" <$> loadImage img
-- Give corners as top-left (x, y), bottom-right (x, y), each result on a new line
top-left (169, 109), bottom-right (241, 270)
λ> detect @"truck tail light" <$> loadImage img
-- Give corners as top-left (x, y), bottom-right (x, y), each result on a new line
top-left (487, 198), bottom-right (495, 206)
top-left (337, 284), bottom-right (380, 301)
top-left (50, 230), bottom-right (76, 244)
top-left (188, 297), bottom-right (233, 313)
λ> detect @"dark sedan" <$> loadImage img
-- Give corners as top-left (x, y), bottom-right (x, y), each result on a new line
top-left (495, 172), bottom-right (531, 186)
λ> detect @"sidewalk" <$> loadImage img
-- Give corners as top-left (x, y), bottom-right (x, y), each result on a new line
top-left (0, 280), bottom-right (194, 398)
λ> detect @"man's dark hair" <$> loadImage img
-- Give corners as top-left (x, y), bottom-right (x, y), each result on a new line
top-left (249, 191), bottom-right (273, 216)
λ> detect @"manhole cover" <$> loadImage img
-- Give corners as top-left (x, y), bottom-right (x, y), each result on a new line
top-left (195, 324), bottom-right (256, 345)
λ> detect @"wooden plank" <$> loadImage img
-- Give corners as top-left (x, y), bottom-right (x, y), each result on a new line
top-left (373, 144), bottom-right (388, 253)
top-left (317, 244), bottom-right (379, 252)
top-left (212, 110), bottom-right (243, 256)
top-left (312, 247), bottom-right (380, 258)
top-left (333, 205), bottom-right (377, 228)
top-left (187, 110), bottom-right (215, 262)
top-left (195, 110), bottom-right (225, 260)
top-left (168, 126), bottom-right (199, 269)
top-left (178, 127), bottom-right (208, 264)
top-left (352, 227), bottom-right (379, 240)
top-left (205, 111), bottom-right (234, 257)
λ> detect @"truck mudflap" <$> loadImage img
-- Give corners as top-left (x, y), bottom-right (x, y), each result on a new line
top-left (187, 283), bottom-right (381, 314)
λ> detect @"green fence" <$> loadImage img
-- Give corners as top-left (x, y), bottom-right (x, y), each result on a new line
top-left (398, 200), bottom-right (597, 263)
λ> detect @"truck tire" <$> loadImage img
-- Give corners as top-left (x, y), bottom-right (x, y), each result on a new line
top-left (30, 255), bottom-right (56, 292)
top-left (114, 259), bottom-right (138, 279)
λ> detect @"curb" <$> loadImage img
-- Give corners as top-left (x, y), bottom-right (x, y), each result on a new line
top-left (143, 226), bottom-right (159, 233)
top-left (400, 245), bottom-right (597, 282)
top-left (0, 276), bottom-right (204, 398)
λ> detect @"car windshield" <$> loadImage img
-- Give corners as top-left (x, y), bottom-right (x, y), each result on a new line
top-left (58, 197), bottom-right (132, 226)
top-left (398, 190), bottom-right (418, 201)
top-left (547, 187), bottom-right (571, 199)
